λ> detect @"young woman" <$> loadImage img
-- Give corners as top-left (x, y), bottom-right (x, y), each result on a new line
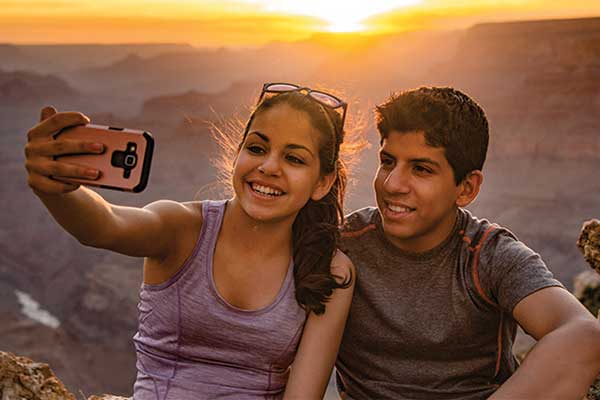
top-left (24, 83), bottom-right (355, 399)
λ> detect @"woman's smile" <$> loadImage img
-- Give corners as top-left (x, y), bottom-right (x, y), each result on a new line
top-left (247, 181), bottom-right (285, 199)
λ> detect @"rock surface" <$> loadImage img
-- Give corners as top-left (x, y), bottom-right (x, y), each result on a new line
top-left (0, 351), bottom-right (129, 400)
top-left (576, 219), bottom-right (600, 400)
top-left (578, 220), bottom-right (600, 274)
top-left (0, 351), bottom-right (75, 400)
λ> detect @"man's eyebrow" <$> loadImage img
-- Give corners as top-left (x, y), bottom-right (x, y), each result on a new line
top-left (410, 158), bottom-right (441, 168)
top-left (379, 149), bottom-right (395, 159)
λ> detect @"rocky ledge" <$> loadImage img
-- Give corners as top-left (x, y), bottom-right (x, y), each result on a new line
top-left (0, 351), bottom-right (128, 400)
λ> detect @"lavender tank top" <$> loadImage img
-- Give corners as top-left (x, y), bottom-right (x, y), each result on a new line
top-left (132, 200), bottom-right (307, 400)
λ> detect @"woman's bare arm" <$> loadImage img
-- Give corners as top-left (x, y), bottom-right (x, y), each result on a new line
top-left (26, 107), bottom-right (196, 260)
top-left (283, 251), bottom-right (355, 399)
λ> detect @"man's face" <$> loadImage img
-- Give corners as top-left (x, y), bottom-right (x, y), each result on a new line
top-left (374, 130), bottom-right (463, 253)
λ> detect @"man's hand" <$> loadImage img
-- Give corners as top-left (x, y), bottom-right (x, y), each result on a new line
top-left (490, 286), bottom-right (600, 400)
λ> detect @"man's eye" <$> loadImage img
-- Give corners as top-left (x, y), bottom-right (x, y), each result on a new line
top-left (414, 165), bottom-right (432, 174)
top-left (380, 158), bottom-right (393, 167)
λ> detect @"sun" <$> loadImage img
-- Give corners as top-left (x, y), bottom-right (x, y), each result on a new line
top-left (249, 0), bottom-right (421, 33)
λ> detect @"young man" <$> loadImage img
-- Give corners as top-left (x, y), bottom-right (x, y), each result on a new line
top-left (336, 87), bottom-right (600, 399)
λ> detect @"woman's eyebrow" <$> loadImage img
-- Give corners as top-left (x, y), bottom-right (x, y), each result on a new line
top-left (248, 131), bottom-right (269, 142)
top-left (249, 131), bottom-right (314, 158)
top-left (287, 144), bottom-right (314, 157)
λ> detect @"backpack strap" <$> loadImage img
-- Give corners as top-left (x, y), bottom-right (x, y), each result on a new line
top-left (460, 223), bottom-right (505, 379)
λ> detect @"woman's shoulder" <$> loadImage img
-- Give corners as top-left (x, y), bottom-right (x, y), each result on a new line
top-left (143, 199), bottom-right (204, 229)
top-left (331, 249), bottom-right (355, 282)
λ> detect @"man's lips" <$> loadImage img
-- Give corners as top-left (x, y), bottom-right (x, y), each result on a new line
top-left (386, 202), bottom-right (416, 213)
top-left (382, 201), bottom-right (416, 221)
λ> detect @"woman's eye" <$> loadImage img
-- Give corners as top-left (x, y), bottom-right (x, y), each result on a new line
top-left (247, 145), bottom-right (265, 154)
top-left (287, 155), bottom-right (305, 165)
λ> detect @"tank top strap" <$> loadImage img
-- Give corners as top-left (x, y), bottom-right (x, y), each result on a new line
top-left (198, 199), bottom-right (227, 260)
top-left (140, 199), bottom-right (227, 291)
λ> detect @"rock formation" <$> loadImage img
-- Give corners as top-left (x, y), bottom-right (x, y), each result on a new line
top-left (578, 220), bottom-right (600, 274)
top-left (576, 219), bottom-right (600, 400)
top-left (0, 351), bottom-right (128, 400)
top-left (0, 351), bottom-right (74, 400)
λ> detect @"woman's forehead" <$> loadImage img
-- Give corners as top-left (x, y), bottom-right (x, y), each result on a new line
top-left (249, 104), bottom-right (321, 150)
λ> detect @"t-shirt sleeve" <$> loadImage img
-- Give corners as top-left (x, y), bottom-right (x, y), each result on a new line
top-left (477, 230), bottom-right (565, 314)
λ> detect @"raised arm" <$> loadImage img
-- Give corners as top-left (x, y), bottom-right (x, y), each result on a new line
top-left (283, 251), bottom-right (355, 400)
top-left (25, 106), bottom-right (194, 260)
top-left (489, 286), bottom-right (600, 400)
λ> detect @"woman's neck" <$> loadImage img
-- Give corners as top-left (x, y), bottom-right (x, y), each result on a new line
top-left (219, 197), bottom-right (294, 259)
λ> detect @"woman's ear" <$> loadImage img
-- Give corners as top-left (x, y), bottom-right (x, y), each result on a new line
top-left (456, 170), bottom-right (484, 207)
top-left (311, 172), bottom-right (336, 201)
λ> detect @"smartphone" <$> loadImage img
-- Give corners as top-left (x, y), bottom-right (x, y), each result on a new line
top-left (53, 124), bottom-right (154, 193)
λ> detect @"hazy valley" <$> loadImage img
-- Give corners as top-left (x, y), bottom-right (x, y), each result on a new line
top-left (1, 16), bottom-right (600, 396)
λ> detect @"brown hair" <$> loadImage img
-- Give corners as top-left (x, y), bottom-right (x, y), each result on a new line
top-left (376, 86), bottom-right (489, 184)
top-left (212, 90), bottom-right (363, 315)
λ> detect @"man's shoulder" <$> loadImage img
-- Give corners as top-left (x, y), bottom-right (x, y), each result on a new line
top-left (341, 206), bottom-right (380, 238)
top-left (461, 209), bottom-right (549, 279)
top-left (460, 208), bottom-right (520, 250)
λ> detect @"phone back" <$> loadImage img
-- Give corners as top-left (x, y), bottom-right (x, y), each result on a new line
top-left (54, 124), bottom-right (154, 192)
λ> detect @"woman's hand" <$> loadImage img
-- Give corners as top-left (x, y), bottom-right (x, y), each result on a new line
top-left (25, 106), bottom-right (104, 195)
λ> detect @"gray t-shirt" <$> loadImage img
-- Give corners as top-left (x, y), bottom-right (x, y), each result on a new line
top-left (335, 207), bottom-right (563, 400)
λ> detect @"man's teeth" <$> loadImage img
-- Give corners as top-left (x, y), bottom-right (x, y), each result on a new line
top-left (388, 204), bottom-right (413, 213)
top-left (251, 183), bottom-right (283, 196)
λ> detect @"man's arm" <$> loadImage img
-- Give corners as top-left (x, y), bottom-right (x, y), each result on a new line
top-left (489, 286), bottom-right (600, 400)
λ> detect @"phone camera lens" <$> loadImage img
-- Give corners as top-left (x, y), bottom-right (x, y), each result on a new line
top-left (124, 154), bottom-right (137, 167)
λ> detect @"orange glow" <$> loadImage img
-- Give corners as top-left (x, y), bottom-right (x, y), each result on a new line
top-left (0, 0), bottom-right (598, 46)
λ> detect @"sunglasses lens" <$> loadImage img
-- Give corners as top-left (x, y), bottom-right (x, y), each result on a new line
top-left (266, 83), bottom-right (299, 92)
top-left (310, 91), bottom-right (342, 108)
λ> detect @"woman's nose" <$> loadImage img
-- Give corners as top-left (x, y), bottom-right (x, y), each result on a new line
top-left (258, 155), bottom-right (282, 176)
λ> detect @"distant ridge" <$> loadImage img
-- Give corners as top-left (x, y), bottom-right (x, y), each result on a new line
top-left (0, 70), bottom-right (78, 106)
top-left (469, 15), bottom-right (600, 35)
top-left (1, 43), bottom-right (197, 74)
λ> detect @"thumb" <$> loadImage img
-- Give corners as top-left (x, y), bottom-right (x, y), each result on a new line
top-left (40, 106), bottom-right (57, 122)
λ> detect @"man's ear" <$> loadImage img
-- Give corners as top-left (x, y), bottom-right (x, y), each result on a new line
top-left (311, 172), bottom-right (337, 201)
top-left (456, 170), bottom-right (484, 207)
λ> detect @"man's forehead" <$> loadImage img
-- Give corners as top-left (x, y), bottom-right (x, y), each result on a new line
top-left (381, 131), bottom-right (440, 150)
top-left (380, 131), bottom-right (448, 164)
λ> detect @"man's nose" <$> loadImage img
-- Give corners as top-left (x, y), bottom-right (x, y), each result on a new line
top-left (382, 167), bottom-right (411, 194)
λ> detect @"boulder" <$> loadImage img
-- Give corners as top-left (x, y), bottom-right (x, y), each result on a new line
top-left (0, 351), bottom-right (129, 400)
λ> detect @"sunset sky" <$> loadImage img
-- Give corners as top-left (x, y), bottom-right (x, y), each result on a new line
top-left (1, 0), bottom-right (599, 47)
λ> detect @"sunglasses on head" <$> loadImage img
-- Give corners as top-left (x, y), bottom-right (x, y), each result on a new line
top-left (258, 82), bottom-right (348, 131)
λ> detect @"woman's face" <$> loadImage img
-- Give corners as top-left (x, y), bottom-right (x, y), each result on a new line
top-left (232, 103), bottom-right (331, 224)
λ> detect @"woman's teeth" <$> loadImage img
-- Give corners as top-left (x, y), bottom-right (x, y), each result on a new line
top-left (251, 183), bottom-right (283, 196)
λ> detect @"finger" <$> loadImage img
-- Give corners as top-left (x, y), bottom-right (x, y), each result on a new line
top-left (26, 139), bottom-right (104, 158)
top-left (27, 160), bottom-right (100, 180)
top-left (27, 112), bottom-right (90, 141)
top-left (40, 106), bottom-right (57, 122)
top-left (28, 174), bottom-right (80, 195)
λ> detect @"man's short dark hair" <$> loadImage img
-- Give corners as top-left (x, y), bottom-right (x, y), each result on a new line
top-left (375, 86), bottom-right (489, 184)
